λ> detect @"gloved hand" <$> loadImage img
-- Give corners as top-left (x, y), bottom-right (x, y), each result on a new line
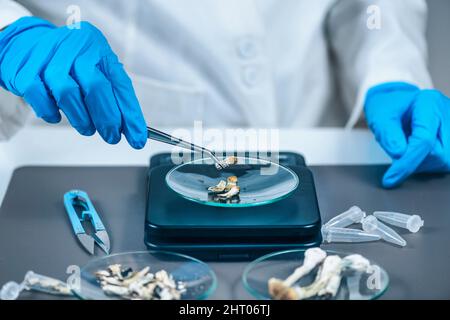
top-left (0, 17), bottom-right (147, 149)
top-left (365, 82), bottom-right (450, 188)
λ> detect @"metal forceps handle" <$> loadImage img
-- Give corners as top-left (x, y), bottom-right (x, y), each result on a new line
top-left (147, 126), bottom-right (224, 168)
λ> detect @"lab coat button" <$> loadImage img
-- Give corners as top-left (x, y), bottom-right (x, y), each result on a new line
top-left (237, 37), bottom-right (259, 59)
top-left (242, 66), bottom-right (261, 87)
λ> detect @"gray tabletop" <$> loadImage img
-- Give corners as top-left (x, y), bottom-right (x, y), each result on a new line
top-left (0, 165), bottom-right (449, 300)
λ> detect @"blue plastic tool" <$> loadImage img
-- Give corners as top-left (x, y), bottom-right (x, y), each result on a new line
top-left (63, 190), bottom-right (110, 255)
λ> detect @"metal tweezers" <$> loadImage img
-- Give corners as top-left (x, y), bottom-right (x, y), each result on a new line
top-left (63, 190), bottom-right (110, 255)
top-left (147, 126), bottom-right (228, 169)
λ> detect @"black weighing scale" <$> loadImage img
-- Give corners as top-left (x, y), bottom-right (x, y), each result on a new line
top-left (145, 152), bottom-right (322, 261)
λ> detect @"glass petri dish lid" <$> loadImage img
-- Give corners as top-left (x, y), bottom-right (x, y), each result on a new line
top-left (165, 157), bottom-right (299, 208)
top-left (74, 251), bottom-right (217, 300)
top-left (243, 249), bottom-right (389, 300)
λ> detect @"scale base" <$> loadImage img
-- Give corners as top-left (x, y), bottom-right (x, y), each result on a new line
top-left (144, 152), bottom-right (322, 261)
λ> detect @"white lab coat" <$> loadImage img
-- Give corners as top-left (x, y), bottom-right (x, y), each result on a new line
top-left (0, 0), bottom-right (433, 140)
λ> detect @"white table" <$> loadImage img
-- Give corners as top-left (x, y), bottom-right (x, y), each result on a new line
top-left (0, 126), bottom-right (389, 205)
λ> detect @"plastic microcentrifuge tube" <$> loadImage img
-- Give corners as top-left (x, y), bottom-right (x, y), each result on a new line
top-left (0, 271), bottom-right (72, 300)
top-left (0, 281), bottom-right (26, 300)
top-left (324, 206), bottom-right (366, 230)
top-left (322, 227), bottom-right (381, 243)
top-left (362, 216), bottom-right (406, 247)
top-left (0, 271), bottom-right (37, 300)
top-left (373, 211), bottom-right (424, 233)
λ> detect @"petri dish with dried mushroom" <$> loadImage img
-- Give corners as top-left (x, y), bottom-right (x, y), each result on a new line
top-left (73, 251), bottom-right (217, 300)
top-left (165, 156), bottom-right (299, 208)
top-left (243, 248), bottom-right (389, 300)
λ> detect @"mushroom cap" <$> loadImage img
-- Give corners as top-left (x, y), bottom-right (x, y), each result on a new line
top-left (227, 176), bottom-right (238, 183)
top-left (226, 156), bottom-right (238, 165)
top-left (268, 278), bottom-right (299, 300)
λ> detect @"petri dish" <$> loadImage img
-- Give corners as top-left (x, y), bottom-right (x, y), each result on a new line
top-left (243, 249), bottom-right (389, 300)
top-left (74, 251), bottom-right (217, 300)
top-left (165, 157), bottom-right (299, 208)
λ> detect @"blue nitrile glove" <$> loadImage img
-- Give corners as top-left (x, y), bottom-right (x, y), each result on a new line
top-left (365, 82), bottom-right (450, 188)
top-left (0, 17), bottom-right (147, 149)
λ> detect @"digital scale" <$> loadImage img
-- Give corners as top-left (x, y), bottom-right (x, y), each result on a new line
top-left (145, 152), bottom-right (322, 260)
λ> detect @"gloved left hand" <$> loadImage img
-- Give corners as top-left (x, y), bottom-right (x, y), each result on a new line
top-left (0, 17), bottom-right (147, 149)
top-left (365, 82), bottom-right (450, 188)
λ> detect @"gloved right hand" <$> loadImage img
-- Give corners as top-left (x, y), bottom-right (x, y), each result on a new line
top-left (0, 17), bottom-right (147, 149)
top-left (365, 82), bottom-right (450, 188)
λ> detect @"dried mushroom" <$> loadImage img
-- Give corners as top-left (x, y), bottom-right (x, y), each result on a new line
top-left (208, 180), bottom-right (227, 193)
top-left (95, 264), bottom-right (185, 300)
top-left (268, 248), bottom-right (373, 300)
top-left (208, 175), bottom-right (241, 202)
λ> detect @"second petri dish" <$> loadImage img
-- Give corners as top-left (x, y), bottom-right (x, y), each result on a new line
top-left (243, 249), bottom-right (389, 300)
